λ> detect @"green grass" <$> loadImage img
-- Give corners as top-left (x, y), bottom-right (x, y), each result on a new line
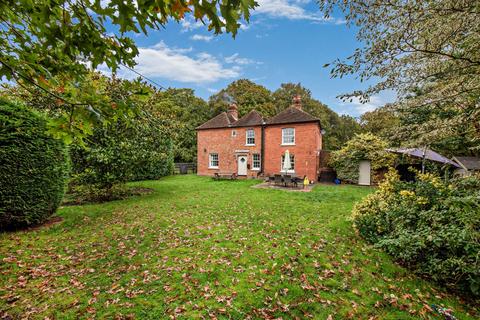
top-left (0, 175), bottom-right (478, 319)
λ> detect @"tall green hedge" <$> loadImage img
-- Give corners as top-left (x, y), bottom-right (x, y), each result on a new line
top-left (0, 99), bottom-right (69, 229)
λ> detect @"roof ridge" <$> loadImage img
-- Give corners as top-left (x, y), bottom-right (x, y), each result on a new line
top-left (266, 105), bottom-right (319, 125)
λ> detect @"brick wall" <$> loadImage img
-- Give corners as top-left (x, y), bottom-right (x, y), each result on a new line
top-left (263, 122), bottom-right (322, 182)
top-left (197, 126), bottom-right (263, 178)
top-left (197, 122), bottom-right (322, 181)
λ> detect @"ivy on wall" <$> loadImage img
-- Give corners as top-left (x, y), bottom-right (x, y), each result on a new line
top-left (329, 133), bottom-right (396, 184)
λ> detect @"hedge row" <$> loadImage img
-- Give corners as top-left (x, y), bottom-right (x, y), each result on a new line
top-left (0, 99), bottom-right (69, 229)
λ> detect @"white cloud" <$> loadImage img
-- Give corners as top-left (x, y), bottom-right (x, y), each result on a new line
top-left (180, 17), bottom-right (205, 32)
top-left (225, 53), bottom-right (261, 65)
top-left (254, 0), bottom-right (342, 23)
top-left (239, 22), bottom-right (251, 30)
top-left (207, 88), bottom-right (218, 93)
top-left (101, 41), bottom-right (241, 84)
top-left (337, 94), bottom-right (394, 115)
top-left (191, 34), bottom-right (214, 42)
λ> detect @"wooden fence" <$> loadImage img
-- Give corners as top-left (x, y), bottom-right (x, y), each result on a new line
top-left (174, 162), bottom-right (197, 174)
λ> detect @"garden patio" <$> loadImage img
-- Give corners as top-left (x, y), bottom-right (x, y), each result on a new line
top-left (0, 176), bottom-right (478, 319)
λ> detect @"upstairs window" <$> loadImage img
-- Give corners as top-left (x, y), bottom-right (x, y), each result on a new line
top-left (252, 154), bottom-right (261, 170)
top-left (209, 153), bottom-right (219, 168)
top-left (246, 129), bottom-right (255, 145)
top-left (282, 128), bottom-right (295, 145)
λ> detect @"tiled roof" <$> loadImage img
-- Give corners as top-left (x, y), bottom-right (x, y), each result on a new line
top-left (196, 112), bottom-right (232, 129)
top-left (232, 110), bottom-right (264, 127)
top-left (197, 106), bottom-right (319, 130)
top-left (266, 107), bottom-right (319, 125)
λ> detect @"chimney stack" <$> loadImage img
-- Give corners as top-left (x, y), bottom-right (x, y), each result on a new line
top-left (227, 103), bottom-right (238, 120)
top-left (292, 95), bottom-right (302, 110)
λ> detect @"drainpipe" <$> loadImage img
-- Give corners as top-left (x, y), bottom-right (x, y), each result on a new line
top-left (260, 121), bottom-right (266, 175)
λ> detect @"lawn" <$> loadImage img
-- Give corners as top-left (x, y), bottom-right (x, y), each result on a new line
top-left (0, 175), bottom-right (478, 319)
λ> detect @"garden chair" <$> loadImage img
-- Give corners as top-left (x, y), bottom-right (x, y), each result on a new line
top-left (274, 174), bottom-right (283, 186)
top-left (283, 175), bottom-right (292, 187)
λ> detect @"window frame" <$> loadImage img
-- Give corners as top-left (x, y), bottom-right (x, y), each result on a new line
top-left (281, 128), bottom-right (295, 145)
top-left (245, 129), bottom-right (255, 146)
top-left (209, 153), bottom-right (219, 169)
top-left (252, 153), bottom-right (261, 170)
top-left (280, 154), bottom-right (295, 173)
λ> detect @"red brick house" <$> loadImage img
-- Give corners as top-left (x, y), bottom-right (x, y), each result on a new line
top-left (196, 96), bottom-right (322, 181)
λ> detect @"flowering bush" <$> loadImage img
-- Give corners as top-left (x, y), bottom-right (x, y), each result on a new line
top-left (353, 169), bottom-right (480, 296)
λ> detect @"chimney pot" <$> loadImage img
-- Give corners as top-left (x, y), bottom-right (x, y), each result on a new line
top-left (227, 103), bottom-right (238, 120)
top-left (292, 95), bottom-right (302, 110)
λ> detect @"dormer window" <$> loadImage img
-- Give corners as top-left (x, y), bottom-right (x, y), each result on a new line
top-left (246, 129), bottom-right (255, 146)
top-left (282, 128), bottom-right (295, 145)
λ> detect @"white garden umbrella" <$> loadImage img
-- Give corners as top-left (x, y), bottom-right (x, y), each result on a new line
top-left (283, 150), bottom-right (292, 172)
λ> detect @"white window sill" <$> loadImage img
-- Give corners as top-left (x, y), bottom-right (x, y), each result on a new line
top-left (281, 143), bottom-right (295, 146)
top-left (208, 166), bottom-right (219, 169)
top-left (245, 144), bottom-right (255, 147)
top-left (251, 168), bottom-right (260, 171)
top-left (280, 170), bottom-right (295, 173)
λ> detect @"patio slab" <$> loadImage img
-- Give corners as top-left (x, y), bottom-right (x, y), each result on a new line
top-left (252, 182), bottom-right (315, 192)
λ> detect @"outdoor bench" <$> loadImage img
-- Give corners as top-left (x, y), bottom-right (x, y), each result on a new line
top-left (214, 172), bottom-right (237, 180)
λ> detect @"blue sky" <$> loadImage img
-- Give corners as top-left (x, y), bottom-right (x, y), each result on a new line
top-left (106, 0), bottom-right (395, 117)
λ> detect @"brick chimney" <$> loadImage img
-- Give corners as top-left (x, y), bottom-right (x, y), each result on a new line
top-left (292, 95), bottom-right (302, 110)
top-left (227, 103), bottom-right (238, 120)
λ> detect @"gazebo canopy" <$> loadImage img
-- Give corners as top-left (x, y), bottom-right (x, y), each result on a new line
top-left (387, 148), bottom-right (460, 168)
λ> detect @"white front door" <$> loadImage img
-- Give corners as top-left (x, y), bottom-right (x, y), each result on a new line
top-left (237, 155), bottom-right (247, 176)
top-left (358, 160), bottom-right (371, 186)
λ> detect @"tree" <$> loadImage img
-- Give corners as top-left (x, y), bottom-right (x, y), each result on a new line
top-left (360, 105), bottom-right (399, 138)
top-left (2, 74), bottom-right (175, 199)
top-left (1, 0), bottom-right (256, 139)
top-left (320, 0), bottom-right (480, 152)
top-left (390, 97), bottom-right (478, 156)
top-left (209, 79), bottom-right (276, 117)
top-left (1, 73), bottom-right (150, 143)
top-left (150, 88), bottom-right (212, 162)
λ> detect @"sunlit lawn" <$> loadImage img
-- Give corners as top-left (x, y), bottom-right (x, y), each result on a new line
top-left (0, 175), bottom-right (478, 319)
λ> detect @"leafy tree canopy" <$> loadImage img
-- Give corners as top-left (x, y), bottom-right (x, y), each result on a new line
top-left (320, 0), bottom-right (480, 154)
top-left (149, 88), bottom-right (212, 162)
top-left (209, 79), bottom-right (276, 117)
top-left (360, 105), bottom-right (399, 139)
top-left (1, 73), bottom-right (150, 142)
top-left (0, 0), bottom-right (256, 139)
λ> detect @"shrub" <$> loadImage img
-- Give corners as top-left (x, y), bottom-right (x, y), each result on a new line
top-left (353, 169), bottom-right (480, 295)
top-left (69, 113), bottom-right (173, 202)
top-left (329, 133), bottom-right (395, 184)
top-left (0, 99), bottom-right (69, 229)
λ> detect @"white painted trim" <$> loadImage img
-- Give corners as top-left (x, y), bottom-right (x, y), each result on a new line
top-left (281, 127), bottom-right (295, 145)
